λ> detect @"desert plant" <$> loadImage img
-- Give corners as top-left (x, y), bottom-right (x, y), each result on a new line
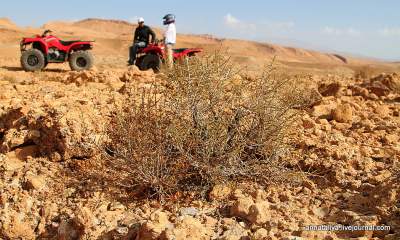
top-left (353, 65), bottom-right (383, 80)
top-left (100, 52), bottom-right (307, 199)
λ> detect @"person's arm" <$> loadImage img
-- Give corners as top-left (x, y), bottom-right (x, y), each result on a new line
top-left (133, 28), bottom-right (138, 42)
top-left (149, 27), bottom-right (156, 44)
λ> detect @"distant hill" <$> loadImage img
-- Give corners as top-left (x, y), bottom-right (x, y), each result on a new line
top-left (0, 17), bottom-right (383, 69)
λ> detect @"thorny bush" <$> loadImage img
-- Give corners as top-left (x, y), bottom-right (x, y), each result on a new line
top-left (100, 53), bottom-right (308, 200)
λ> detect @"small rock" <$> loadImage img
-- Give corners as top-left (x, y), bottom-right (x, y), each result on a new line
top-left (279, 192), bottom-right (291, 202)
top-left (2, 153), bottom-right (24, 171)
top-left (57, 218), bottom-right (85, 240)
top-left (383, 134), bottom-right (399, 145)
top-left (116, 227), bottom-right (129, 234)
top-left (24, 174), bottom-right (46, 190)
top-left (164, 216), bottom-right (212, 240)
top-left (302, 116), bottom-right (315, 129)
top-left (371, 170), bottom-right (392, 184)
top-left (108, 202), bottom-right (126, 211)
top-left (209, 184), bottom-right (232, 201)
top-left (332, 104), bottom-right (353, 123)
top-left (311, 206), bottom-right (329, 218)
top-left (318, 82), bottom-right (342, 97)
top-left (311, 104), bottom-right (336, 119)
top-left (138, 211), bottom-right (172, 240)
top-left (375, 105), bottom-right (390, 118)
top-left (253, 228), bottom-right (269, 240)
top-left (247, 201), bottom-right (271, 225)
top-left (220, 222), bottom-right (249, 240)
top-left (230, 196), bottom-right (254, 219)
top-left (15, 145), bottom-right (39, 160)
top-left (179, 207), bottom-right (199, 217)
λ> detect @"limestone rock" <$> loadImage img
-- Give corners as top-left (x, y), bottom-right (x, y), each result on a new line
top-left (209, 184), bottom-right (232, 201)
top-left (247, 201), bottom-right (271, 225)
top-left (164, 216), bottom-right (213, 240)
top-left (138, 211), bottom-right (172, 240)
top-left (230, 196), bottom-right (255, 220)
top-left (332, 104), bottom-right (353, 123)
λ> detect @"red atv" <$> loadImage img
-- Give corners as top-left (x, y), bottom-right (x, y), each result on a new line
top-left (20, 35), bottom-right (94, 71)
top-left (135, 42), bottom-right (202, 71)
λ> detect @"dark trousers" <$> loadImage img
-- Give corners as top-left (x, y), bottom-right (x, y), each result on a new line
top-left (129, 41), bottom-right (146, 64)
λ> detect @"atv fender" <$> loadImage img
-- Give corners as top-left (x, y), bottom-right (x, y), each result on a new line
top-left (21, 38), bottom-right (48, 53)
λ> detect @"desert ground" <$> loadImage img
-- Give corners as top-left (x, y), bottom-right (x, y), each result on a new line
top-left (0, 18), bottom-right (399, 240)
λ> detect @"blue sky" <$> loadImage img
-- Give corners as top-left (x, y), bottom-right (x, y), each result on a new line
top-left (1, 0), bottom-right (400, 60)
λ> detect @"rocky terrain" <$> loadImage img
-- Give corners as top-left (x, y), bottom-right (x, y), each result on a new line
top-left (0, 18), bottom-right (399, 240)
top-left (0, 58), bottom-right (398, 239)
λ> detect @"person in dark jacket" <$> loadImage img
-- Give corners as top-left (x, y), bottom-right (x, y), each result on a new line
top-left (128, 17), bottom-right (156, 65)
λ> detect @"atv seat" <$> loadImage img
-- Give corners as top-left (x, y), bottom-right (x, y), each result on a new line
top-left (173, 48), bottom-right (188, 54)
top-left (60, 40), bottom-right (80, 46)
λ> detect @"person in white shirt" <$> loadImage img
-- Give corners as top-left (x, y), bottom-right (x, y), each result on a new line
top-left (163, 14), bottom-right (176, 68)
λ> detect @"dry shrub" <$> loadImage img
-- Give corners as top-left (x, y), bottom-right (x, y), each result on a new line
top-left (101, 53), bottom-right (307, 199)
top-left (100, 84), bottom-right (178, 198)
top-left (353, 65), bottom-right (383, 79)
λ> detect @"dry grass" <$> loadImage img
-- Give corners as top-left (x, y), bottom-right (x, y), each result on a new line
top-left (353, 65), bottom-right (389, 80)
top-left (98, 53), bottom-right (308, 200)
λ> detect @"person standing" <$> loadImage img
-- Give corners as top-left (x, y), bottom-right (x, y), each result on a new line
top-left (128, 17), bottom-right (156, 65)
top-left (163, 14), bottom-right (176, 68)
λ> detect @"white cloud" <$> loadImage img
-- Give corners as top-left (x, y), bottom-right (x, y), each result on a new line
top-left (223, 13), bottom-right (256, 31)
top-left (223, 13), bottom-right (294, 34)
top-left (224, 13), bottom-right (240, 26)
top-left (322, 26), bottom-right (361, 36)
top-left (379, 27), bottom-right (400, 37)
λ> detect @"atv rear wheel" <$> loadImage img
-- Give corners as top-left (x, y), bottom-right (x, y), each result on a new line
top-left (140, 54), bottom-right (161, 72)
top-left (69, 51), bottom-right (94, 71)
top-left (21, 49), bottom-right (45, 72)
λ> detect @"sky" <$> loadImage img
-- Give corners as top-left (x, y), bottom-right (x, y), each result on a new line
top-left (1, 0), bottom-right (400, 60)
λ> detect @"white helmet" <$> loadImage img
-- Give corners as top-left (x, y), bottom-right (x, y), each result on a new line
top-left (138, 17), bottom-right (145, 24)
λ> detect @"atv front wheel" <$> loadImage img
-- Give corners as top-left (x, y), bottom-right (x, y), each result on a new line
top-left (69, 51), bottom-right (94, 71)
top-left (21, 49), bottom-right (46, 72)
top-left (140, 54), bottom-right (161, 72)
top-left (135, 56), bottom-right (145, 70)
